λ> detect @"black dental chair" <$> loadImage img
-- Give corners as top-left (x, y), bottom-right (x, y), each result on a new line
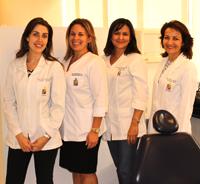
top-left (133, 110), bottom-right (200, 184)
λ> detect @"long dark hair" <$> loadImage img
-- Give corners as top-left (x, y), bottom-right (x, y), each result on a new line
top-left (104, 18), bottom-right (140, 56)
top-left (64, 18), bottom-right (98, 61)
top-left (16, 17), bottom-right (57, 61)
top-left (160, 20), bottom-right (193, 59)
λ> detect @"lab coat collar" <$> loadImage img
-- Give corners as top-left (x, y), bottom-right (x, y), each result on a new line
top-left (33, 55), bottom-right (47, 74)
top-left (65, 52), bottom-right (91, 71)
top-left (105, 54), bottom-right (125, 67)
top-left (165, 53), bottom-right (188, 71)
top-left (161, 53), bottom-right (188, 73)
top-left (15, 55), bottom-right (27, 73)
top-left (15, 54), bottom-right (47, 74)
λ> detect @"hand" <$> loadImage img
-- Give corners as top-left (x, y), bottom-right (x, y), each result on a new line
top-left (16, 133), bottom-right (32, 152)
top-left (86, 131), bottom-right (99, 149)
top-left (127, 122), bottom-right (138, 144)
top-left (31, 136), bottom-right (49, 152)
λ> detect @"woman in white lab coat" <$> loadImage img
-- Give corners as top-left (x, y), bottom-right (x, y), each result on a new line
top-left (102, 18), bottom-right (148, 184)
top-left (59, 18), bottom-right (108, 184)
top-left (148, 20), bottom-right (198, 134)
top-left (4, 17), bottom-right (66, 184)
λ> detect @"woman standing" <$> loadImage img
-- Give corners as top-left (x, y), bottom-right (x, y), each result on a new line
top-left (103, 18), bottom-right (148, 184)
top-left (59, 18), bottom-right (108, 184)
top-left (4, 17), bottom-right (66, 184)
top-left (148, 20), bottom-right (198, 134)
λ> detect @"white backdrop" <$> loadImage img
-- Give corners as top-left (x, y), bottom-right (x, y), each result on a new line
top-left (0, 26), bottom-right (119, 184)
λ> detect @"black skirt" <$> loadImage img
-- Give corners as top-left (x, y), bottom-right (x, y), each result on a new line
top-left (59, 137), bottom-right (101, 173)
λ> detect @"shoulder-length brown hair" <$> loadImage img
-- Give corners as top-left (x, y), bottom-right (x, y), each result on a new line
top-left (160, 20), bottom-right (193, 59)
top-left (103, 18), bottom-right (140, 56)
top-left (64, 18), bottom-right (98, 61)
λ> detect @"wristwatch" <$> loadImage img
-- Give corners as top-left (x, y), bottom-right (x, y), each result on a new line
top-left (91, 128), bottom-right (100, 134)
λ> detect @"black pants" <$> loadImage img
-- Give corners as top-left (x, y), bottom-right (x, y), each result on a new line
top-left (6, 147), bottom-right (58, 184)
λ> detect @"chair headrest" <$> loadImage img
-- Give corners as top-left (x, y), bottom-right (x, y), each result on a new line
top-left (153, 110), bottom-right (178, 134)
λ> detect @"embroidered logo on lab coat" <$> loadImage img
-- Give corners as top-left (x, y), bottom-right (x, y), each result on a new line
top-left (42, 87), bottom-right (47, 95)
top-left (71, 73), bottom-right (83, 86)
top-left (73, 78), bottom-right (78, 86)
top-left (166, 78), bottom-right (176, 91)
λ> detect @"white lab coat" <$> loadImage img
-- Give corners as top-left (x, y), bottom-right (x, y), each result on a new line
top-left (148, 53), bottom-right (198, 134)
top-left (103, 53), bottom-right (148, 140)
top-left (4, 55), bottom-right (66, 150)
top-left (61, 52), bottom-right (108, 141)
